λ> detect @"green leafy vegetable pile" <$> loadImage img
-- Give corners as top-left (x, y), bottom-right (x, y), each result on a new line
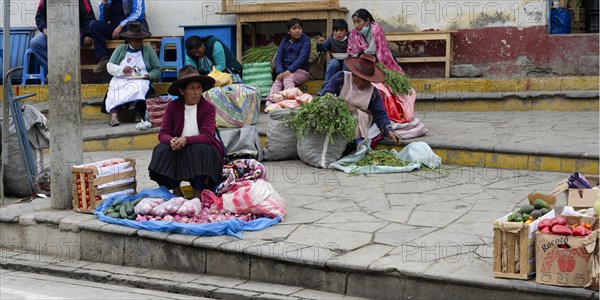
top-left (355, 150), bottom-right (409, 167)
top-left (288, 93), bottom-right (356, 142)
top-left (377, 63), bottom-right (412, 96)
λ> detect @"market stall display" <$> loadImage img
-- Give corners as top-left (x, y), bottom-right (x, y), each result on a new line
top-left (72, 158), bottom-right (136, 213)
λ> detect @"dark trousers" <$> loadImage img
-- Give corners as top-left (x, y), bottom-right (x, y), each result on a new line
top-left (88, 20), bottom-right (120, 60)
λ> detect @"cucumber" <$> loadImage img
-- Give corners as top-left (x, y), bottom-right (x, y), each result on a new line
top-left (127, 214), bottom-right (137, 220)
top-left (112, 201), bottom-right (123, 208)
top-left (131, 199), bottom-right (142, 207)
top-left (103, 208), bottom-right (115, 215)
top-left (119, 205), bottom-right (128, 219)
top-left (124, 201), bottom-right (134, 215)
top-left (106, 212), bottom-right (120, 218)
top-left (113, 205), bottom-right (122, 212)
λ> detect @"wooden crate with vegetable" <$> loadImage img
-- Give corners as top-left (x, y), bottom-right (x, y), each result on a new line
top-left (71, 158), bottom-right (137, 214)
top-left (493, 197), bottom-right (556, 279)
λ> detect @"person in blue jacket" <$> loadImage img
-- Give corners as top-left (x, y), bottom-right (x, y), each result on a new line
top-left (316, 19), bottom-right (349, 89)
top-left (266, 18), bottom-right (311, 105)
top-left (30, 0), bottom-right (96, 71)
top-left (89, 0), bottom-right (149, 74)
top-left (184, 35), bottom-right (242, 77)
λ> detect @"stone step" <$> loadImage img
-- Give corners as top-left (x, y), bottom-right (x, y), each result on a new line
top-left (0, 250), bottom-right (366, 300)
top-left (68, 110), bottom-right (600, 174)
top-left (5, 76), bottom-right (599, 104)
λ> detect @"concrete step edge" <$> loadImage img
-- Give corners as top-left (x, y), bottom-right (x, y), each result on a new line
top-left (0, 219), bottom-right (596, 300)
top-left (0, 252), bottom-right (359, 300)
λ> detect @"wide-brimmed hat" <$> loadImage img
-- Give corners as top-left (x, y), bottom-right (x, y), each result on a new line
top-left (167, 65), bottom-right (215, 96)
top-left (120, 22), bottom-right (151, 39)
top-left (345, 54), bottom-right (385, 83)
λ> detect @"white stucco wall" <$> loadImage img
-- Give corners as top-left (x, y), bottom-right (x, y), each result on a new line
top-left (2, 0), bottom-right (547, 36)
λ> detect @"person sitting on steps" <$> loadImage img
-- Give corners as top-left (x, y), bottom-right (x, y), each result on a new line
top-left (100, 22), bottom-right (160, 127)
top-left (89, 0), bottom-right (149, 74)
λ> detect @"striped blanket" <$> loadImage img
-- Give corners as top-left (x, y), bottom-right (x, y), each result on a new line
top-left (204, 83), bottom-right (260, 128)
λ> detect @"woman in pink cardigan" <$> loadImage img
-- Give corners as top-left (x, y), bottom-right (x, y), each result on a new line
top-left (148, 65), bottom-right (225, 199)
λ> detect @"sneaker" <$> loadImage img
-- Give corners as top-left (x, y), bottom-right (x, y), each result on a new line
top-left (93, 58), bottom-right (109, 74)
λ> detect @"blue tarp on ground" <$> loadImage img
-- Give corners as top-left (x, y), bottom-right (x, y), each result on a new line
top-left (94, 187), bottom-right (281, 238)
top-left (328, 141), bottom-right (441, 174)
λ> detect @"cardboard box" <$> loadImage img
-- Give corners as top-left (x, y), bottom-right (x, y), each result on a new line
top-left (566, 175), bottom-right (599, 210)
top-left (529, 175), bottom-right (599, 210)
top-left (493, 196), bottom-right (557, 279)
top-left (535, 216), bottom-right (597, 287)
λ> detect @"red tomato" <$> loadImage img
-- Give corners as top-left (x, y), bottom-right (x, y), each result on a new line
top-left (76, 179), bottom-right (81, 184)
top-left (85, 195), bottom-right (90, 201)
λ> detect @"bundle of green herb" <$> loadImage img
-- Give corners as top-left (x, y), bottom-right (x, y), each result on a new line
top-left (377, 63), bottom-right (412, 96)
top-left (242, 44), bottom-right (278, 64)
top-left (355, 150), bottom-right (409, 167)
top-left (288, 93), bottom-right (356, 142)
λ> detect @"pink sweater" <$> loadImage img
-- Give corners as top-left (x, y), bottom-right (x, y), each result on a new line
top-left (158, 98), bottom-right (224, 160)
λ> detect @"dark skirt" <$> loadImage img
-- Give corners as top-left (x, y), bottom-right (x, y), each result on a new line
top-left (148, 143), bottom-right (223, 186)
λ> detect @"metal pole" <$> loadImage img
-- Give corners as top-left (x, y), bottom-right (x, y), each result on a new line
top-left (2, 0), bottom-right (12, 205)
top-left (48, 0), bottom-right (83, 209)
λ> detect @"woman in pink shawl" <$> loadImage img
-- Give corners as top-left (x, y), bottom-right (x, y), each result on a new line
top-left (347, 9), bottom-right (418, 127)
top-left (347, 9), bottom-right (403, 73)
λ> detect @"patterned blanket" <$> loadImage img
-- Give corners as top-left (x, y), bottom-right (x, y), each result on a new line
top-left (204, 83), bottom-right (260, 128)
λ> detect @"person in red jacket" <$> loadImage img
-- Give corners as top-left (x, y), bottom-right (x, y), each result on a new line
top-left (148, 65), bottom-right (225, 199)
top-left (30, 0), bottom-right (96, 70)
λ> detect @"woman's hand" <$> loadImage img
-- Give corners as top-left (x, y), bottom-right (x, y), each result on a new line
top-left (171, 137), bottom-right (187, 150)
top-left (387, 131), bottom-right (402, 144)
top-left (123, 66), bottom-right (133, 75)
top-left (282, 70), bottom-right (292, 78)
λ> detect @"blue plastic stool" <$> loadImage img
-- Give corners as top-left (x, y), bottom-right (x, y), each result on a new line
top-left (21, 49), bottom-right (46, 85)
top-left (159, 37), bottom-right (184, 82)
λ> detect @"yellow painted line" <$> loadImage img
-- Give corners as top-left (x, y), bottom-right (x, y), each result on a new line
top-left (416, 98), bottom-right (599, 112)
top-left (5, 77), bottom-right (597, 104)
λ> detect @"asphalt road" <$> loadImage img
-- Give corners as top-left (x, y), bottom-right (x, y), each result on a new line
top-left (0, 270), bottom-right (207, 300)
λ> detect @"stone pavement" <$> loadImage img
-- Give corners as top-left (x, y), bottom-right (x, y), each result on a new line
top-left (1, 150), bottom-right (597, 299)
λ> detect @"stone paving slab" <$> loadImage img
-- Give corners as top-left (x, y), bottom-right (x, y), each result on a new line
top-left (1, 150), bottom-right (599, 299)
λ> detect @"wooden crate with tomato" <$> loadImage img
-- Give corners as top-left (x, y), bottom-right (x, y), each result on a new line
top-left (492, 195), bottom-right (557, 279)
top-left (71, 158), bottom-right (137, 213)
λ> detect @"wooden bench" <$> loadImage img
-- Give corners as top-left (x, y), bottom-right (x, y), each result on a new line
top-left (385, 31), bottom-right (456, 78)
top-left (218, 0), bottom-right (348, 62)
top-left (81, 38), bottom-right (162, 70)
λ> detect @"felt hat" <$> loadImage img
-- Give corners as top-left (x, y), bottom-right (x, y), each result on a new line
top-left (119, 22), bottom-right (151, 39)
top-left (167, 65), bottom-right (215, 96)
top-left (345, 54), bottom-right (385, 83)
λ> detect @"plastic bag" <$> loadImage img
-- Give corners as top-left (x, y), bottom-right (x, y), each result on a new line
top-left (219, 180), bottom-right (286, 219)
top-left (297, 129), bottom-right (347, 169)
top-left (208, 66), bottom-right (233, 87)
top-left (152, 197), bottom-right (186, 217)
top-left (263, 109), bottom-right (299, 161)
top-left (550, 8), bottom-right (571, 34)
top-left (134, 197), bottom-right (164, 215)
top-left (177, 198), bottom-right (202, 217)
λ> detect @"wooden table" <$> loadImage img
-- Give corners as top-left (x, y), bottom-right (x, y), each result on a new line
top-left (385, 31), bottom-right (456, 78)
top-left (218, 0), bottom-right (348, 62)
